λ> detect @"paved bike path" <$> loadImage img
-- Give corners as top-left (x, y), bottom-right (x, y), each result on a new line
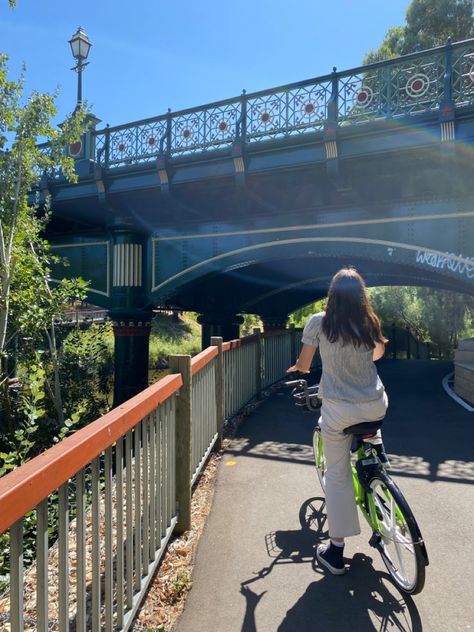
top-left (175, 360), bottom-right (474, 632)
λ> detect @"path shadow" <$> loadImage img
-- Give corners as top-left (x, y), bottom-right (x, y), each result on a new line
top-left (277, 553), bottom-right (423, 632)
top-left (239, 497), bottom-right (422, 632)
top-left (231, 361), bottom-right (474, 485)
top-left (241, 497), bottom-right (327, 590)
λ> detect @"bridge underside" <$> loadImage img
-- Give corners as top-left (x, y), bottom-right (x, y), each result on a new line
top-left (48, 142), bottom-right (474, 323)
top-left (168, 255), bottom-right (474, 319)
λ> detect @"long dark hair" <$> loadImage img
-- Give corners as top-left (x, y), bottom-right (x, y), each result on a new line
top-left (322, 268), bottom-right (388, 348)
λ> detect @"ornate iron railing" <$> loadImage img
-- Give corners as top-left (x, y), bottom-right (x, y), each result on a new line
top-left (92, 39), bottom-right (474, 168)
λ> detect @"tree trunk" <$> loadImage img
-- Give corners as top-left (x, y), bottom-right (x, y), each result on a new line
top-left (46, 323), bottom-right (65, 426)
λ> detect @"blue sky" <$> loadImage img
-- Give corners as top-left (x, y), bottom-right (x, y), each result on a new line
top-left (0, 1), bottom-right (412, 129)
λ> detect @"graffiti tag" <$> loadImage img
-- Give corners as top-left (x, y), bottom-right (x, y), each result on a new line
top-left (416, 250), bottom-right (474, 279)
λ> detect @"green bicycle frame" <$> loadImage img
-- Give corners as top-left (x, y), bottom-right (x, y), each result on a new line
top-left (352, 445), bottom-right (407, 532)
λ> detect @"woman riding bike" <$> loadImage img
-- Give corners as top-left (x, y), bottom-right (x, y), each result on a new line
top-left (287, 267), bottom-right (388, 575)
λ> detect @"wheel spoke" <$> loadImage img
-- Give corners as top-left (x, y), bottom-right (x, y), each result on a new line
top-left (368, 477), bottom-right (424, 593)
top-left (390, 495), bottom-right (408, 580)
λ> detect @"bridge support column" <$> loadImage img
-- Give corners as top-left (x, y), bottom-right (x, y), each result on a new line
top-left (261, 315), bottom-right (288, 332)
top-left (109, 218), bottom-right (151, 407)
top-left (112, 318), bottom-right (152, 407)
top-left (197, 313), bottom-right (244, 348)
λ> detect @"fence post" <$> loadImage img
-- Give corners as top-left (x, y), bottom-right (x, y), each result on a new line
top-left (211, 336), bottom-right (224, 450)
top-left (169, 354), bottom-right (192, 534)
top-left (253, 327), bottom-right (262, 398)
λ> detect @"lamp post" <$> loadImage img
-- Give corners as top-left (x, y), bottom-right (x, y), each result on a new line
top-left (69, 26), bottom-right (92, 110)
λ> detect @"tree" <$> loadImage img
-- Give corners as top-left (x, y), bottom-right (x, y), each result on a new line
top-left (368, 286), bottom-right (474, 358)
top-left (0, 53), bottom-right (87, 434)
top-left (364, 0), bottom-right (474, 63)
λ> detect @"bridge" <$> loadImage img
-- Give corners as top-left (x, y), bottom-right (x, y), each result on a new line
top-left (1, 40), bottom-right (473, 631)
top-left (43, 38), bottom-right (474, 403)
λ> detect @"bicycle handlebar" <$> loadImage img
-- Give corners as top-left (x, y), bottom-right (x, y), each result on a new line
top-left (284, 377), bottom-right (322, 412)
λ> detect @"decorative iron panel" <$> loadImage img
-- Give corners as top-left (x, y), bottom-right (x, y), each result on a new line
top-left (337, 65), bottom-right (388, 123)
top-left (247, 82), bottom-right (330, 141)
top-left (287, 84), bottom-right (331, 133)
top-left (95, 132), bottom-right (106, 164)
top-left (387, 52), bottom-right (445, 116)
top-left (339, 52), bottom-right (445, 123)
top-left (95, 121), bottom-right (167, 166)
top-left (247, 91), bottom-right (289, 141)
top-left (452, 43), bottom-right (474, 107)
top-left (105, 119), bottom-right (167, 166)
top-left (170, 102), bottom-right (240, 155)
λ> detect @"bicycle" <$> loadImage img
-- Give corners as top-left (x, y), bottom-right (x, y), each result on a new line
top-left (286, 378), bottom-right (429, 595)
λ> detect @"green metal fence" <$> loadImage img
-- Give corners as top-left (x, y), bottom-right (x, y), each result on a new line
top-left (0, 328), bottom-right (296, 631)
top-left (190, 351), bottom-right (218, 485)
top-left (262, 331), bottom-right (293, 388)
top-left (0, 375), bottom-right (182, 632)
top-left (222, 336), bottom-right (260, 420)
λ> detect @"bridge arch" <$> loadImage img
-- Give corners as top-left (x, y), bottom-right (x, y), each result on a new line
top-left (152, 233), bottom-right (474, 319)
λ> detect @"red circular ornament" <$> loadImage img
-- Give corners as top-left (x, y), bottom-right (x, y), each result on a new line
top-left (406, 73), bottom-right (429, 97)
top-left (305, 102), bottom-right (315, 114)
top-left (219, 121), bottom-right (227, 131)
top-left (357, 91), bottom-right (369, 104)
top-left (261, 112), bottom-right (270, 123)
top-left (148, 137), bottom-right (156, 146)
top-left (118, 143), bottom-right (126, 152)
top-left (69, 140), bottom-right (82, 157)
top-left (183, 129), bottom-right (191, 139)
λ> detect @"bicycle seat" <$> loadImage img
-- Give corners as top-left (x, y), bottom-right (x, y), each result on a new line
top-left (343, 419), bottom-right (384, 436)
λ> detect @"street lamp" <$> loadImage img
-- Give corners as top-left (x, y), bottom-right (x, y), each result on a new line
top-left (69, 26), bottom-right (92, 109)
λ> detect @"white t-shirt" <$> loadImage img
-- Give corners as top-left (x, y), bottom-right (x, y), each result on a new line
top-left (302, 312), bottom-right (385, 402)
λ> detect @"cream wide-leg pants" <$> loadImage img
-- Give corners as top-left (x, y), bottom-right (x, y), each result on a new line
top-left (319, 392), bottom-right (389, 539)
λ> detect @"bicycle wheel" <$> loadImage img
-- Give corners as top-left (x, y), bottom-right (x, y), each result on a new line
top-left (367, 474), bottom-right (428, 594)
top-left (312, 426), bottom-right (326, 492)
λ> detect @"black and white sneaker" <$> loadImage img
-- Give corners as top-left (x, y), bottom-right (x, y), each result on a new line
top-left (316, 542), bottom-right (346, 575)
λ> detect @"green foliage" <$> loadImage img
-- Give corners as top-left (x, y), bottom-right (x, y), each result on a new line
top-left (289, 298), bottom-right (327, 328)
top-left (287, 287), bottom-right (473, 359)
top-left (0, 351), bottom-right (87, 592)
top-left (364, 0), bottom-right (474, 63)
top-left (0, 51), bottom-right (88, 435)
top-left (241, 313), bottom-right (262, 335)
top-left (170, 569), bottom-right (192, 603)
top-left (149, 313), bottom-right (201, 367)
top-left (58, 322), bottom-right (114, 421)
top-left (0, 355), bottom-right (82, 467)
top-left (368, 286), bottom-right (474, 358)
